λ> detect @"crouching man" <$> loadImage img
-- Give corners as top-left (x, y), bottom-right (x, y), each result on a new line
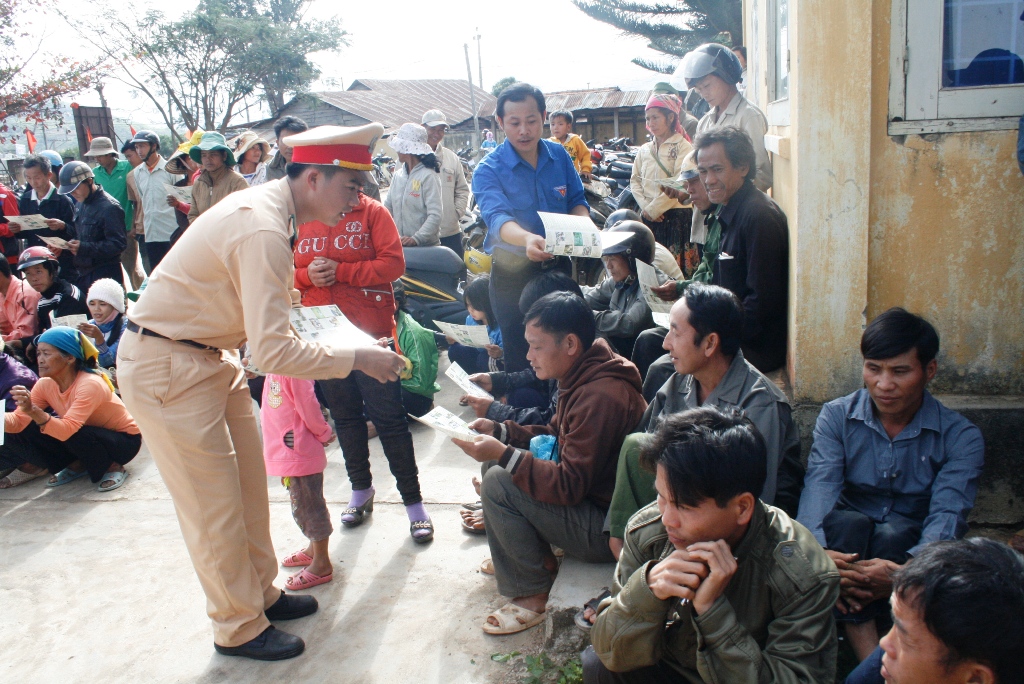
top-left (586, 406), bottom-right (839, 683)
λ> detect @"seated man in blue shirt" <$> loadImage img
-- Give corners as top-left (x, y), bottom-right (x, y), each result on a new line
top-left (472, 82), bottom-right (590, 373)
top-left (797, 307), bottom-right (984, 664)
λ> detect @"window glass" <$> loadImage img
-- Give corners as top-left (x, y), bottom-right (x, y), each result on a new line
top-left (775, 0), bottom-right (790, 99)
top-left (943, 0), bottom-right (1024, 87)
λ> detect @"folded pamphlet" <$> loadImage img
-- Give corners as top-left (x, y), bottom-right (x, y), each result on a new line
top-left (445, 361), bottom-right (493, 400)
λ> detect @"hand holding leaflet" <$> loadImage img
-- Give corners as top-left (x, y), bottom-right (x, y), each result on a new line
top-left (537, 212), bottom-right (631, 258)
top-left (636, 260), bottom-right (674, 315)
top-left (446, 362), bottom-right (494, 399)
top-left (4, 214), bottom-right (48, 231)
top-left (434, 320), bottom-right (491, 348)
top-left (411, 406), bottom-right (481, 441)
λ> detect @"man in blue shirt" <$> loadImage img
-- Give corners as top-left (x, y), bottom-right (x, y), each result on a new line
top-left (798, 307), bottom-right (984, 664)
top-left (472, 82), bottom-right (589, 372)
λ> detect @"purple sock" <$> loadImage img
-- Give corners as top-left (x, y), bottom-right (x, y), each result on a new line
top-left (405, 502), bottom-right (428, 522)
top-left (349, 486), bottom-right (374, 509)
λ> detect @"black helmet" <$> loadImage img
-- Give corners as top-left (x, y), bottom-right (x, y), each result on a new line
top-left (675, 43), bottom-right (743, 89)
top-left (603, 220), bottom-right (656, 270)
top-left (604, 209), bottom-right (642, 230)
top-left (131, 129), bottom-right (160, 147)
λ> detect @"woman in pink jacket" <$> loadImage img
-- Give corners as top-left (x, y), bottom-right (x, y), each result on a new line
top-left (262, 374), bottom-right (336, 590)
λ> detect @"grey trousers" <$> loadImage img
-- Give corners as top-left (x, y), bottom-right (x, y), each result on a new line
top-left (481, 461), bottom-right (615, 598)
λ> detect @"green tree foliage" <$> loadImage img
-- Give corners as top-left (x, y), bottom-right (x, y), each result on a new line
top-left (72, 0), bottom-right (345, 140)
top-left (491, 76), bottom-right (517, 97)
top-left (572, 0), bottom-right (741, 73)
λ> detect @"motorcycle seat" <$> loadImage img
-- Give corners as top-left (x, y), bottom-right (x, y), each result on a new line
top-left (403, 245), bottom-right (465, 275)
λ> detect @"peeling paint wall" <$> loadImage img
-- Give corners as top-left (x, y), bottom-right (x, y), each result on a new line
top-left (746, 0), bottom-right (1024, 402)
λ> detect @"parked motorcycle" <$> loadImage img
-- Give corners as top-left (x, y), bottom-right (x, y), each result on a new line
top-left (400, 246), bottom-right (468, 332)
top-left (372, 151), bottom-right (394, 188)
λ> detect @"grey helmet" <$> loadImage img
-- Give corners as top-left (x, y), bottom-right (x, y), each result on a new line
top-left (673, 43), bottom-right (743, 90)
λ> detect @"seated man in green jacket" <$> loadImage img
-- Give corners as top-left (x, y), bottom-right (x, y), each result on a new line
top-left (586, 406), bottom-right (839, 683)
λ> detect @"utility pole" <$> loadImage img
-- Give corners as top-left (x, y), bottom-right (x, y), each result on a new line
top-left (474, 29), bottom-right (483, 91)
top-left (464, 43), bottom-right (481, 151)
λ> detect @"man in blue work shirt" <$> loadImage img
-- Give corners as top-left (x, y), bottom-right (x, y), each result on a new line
top-left (797, 307), bottom-right (984, 665)
top-left (472, 82), bottom-right (589, 372)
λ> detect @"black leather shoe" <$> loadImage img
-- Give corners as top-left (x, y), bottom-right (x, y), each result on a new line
top-left (265, 591), bottom-right (319, 621)
top-left (214, 626), bottom-right (304, 661)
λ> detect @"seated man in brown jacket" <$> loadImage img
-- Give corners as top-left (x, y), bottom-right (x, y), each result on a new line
top-left (587, 406), bottom-right (839, 683)
top-left (454, 292), bottom-right (647, 636)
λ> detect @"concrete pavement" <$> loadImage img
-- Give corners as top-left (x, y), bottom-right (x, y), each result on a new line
top-left (0, 361), bottom-right (542, 683)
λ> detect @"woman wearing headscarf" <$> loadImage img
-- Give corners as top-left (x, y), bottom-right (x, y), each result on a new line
top-left (186, 132), bottom-right (248, 224)
top-left (629, 93), bottom-right (693, 254)
top-left (77, 277), bottom-right (127, 369)
top-left (233, 131), bottom-right (272, 186)
top-left (383, 123), bottom-right (443, 247)
top-left (2, 326), bottom-right (141, 492)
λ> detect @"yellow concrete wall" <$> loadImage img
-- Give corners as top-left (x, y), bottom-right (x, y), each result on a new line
top-left (868, 1), bottom-right (1024, 395)
top-left (746, 0), bottom-right (1024, 401)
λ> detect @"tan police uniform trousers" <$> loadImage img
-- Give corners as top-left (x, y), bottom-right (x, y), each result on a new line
top-left (117, 331), bottom-right (280, 647)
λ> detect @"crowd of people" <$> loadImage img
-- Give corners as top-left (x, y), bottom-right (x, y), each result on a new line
top-left (0, 41), bottom-right (1019, 680)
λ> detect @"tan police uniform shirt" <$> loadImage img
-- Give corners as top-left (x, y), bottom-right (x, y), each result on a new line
top-left (128, 177), bottom-right (355, 380)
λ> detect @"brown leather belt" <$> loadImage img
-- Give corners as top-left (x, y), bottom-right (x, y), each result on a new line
top-left (126, 320), bottom-right (221, 352)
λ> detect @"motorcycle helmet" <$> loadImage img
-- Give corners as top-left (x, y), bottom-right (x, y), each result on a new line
top-left (130, 130), bottom-right (161, 161)
top-left (604, 209), bottom-right (642, 231)
top-left (38, 150), bottom-right (64, 171)
top-left (673, 43), bottom-right (743, 90)
top-left (602, 221), bottom-right (656, 272)
top-left (17, 245), bottom-right (59, 275)
top-left (58, 160), bottom-right (95, 195)
top-left (464, 247), bottom-right (492, 276)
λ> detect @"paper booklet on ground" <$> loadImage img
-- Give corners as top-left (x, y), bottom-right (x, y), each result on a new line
top-left (290, 305), bottom-right (375, 347)
top-left (636, 260), bottom-right (674, 315)
top-left (39, 235), bottom-right (71, 251)
top-left (4, 214), bottom-right (48, 231)
top-left (410, 406), bottom-right (480, 441)
top-left (434, 320), bottom-right (491, 348)
top-left (538, 212), bottom-right (631, 258)
top-left (165, 184), bottom-right (192, 204)
top-left (50, 312), bottom-right (88, 328)
top-left (445, 361), bottom-right (493, 400)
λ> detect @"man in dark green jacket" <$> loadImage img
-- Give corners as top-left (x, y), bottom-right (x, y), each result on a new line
top-left (586, 406), bottom-right (839, 683)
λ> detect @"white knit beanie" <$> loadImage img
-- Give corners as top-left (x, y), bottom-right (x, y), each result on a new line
top-left (86, 278), bottom-right (126, 314)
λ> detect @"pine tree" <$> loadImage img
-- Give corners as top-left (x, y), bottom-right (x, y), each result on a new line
top-left (572, 0), bottom-right (742, 73)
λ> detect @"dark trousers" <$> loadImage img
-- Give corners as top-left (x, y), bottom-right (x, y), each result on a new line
top-left (0, 420), bottom-right (141, 482)
top-left (631, 328), bottom-right (668, 393)
top-left (318, 373), bottom-right (422, 505)
top-left (248, 375), bottom-right (266, 407)
top-left (823, 504), bottom-right (921, 623)
top-left (401, 388), bottom-right (433, 418)
top-left (145, 240), bottom-right (171, 270)
top-left (448, 342), bottom-right (492, 375)
top-left (76, 262), bottom-right (126, 295)
top-left (439, 233), bottom-right (464, 259)
top-left (581, 646), bottom-right (680, 684)
top-left (489, 249), bottom-right (570, 374)
top-left (844, 646), bottom-right (885, 684)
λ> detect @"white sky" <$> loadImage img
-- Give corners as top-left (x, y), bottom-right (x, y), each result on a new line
top-left (37, 0), bottom-right (671, 128)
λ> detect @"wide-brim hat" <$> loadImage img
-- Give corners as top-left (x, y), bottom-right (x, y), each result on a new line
top-left (286, 122), bottom-right (385, 171)
top-left (233, 131), bottom-right (271, 164)
top-left (165, 151), bottom-right (193, 176)
top-left (189, 131), bottom-right (236, 166)
top-left (389, 123), bottom-right (434, 156)
top-left (83, 137), bottom-right (119, 158)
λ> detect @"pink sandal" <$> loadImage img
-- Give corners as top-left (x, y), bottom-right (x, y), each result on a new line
top-left (285, 568), bottom-right (333, 591)
top-left (281, 550), bottom-right (314, 568)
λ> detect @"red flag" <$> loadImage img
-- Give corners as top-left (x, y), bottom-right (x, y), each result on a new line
top-left (86, 126), bottom-right (94, 144)
top-left (129, 125), bottom-right (137, 137)
top-left (24, 129), bottom-right (37, 153)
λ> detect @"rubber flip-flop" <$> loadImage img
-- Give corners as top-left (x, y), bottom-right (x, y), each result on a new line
top-left (461, 500), bottom-right (483, 511)
top-left (480, 558), bottom-right (494, 575)
top-left (282, 550), bottom-right (314, 568)
top-left (461, 511), bottom-right (486, 535)
top-left (46, 467), bottom-right (89, 487)
top-left (0, 468), bottom-right (47, 489)
top-left (97, 470), bottom-right (128, 492)
top-left (482, 602), bottom-right (545, 635)
top-left (574, 588), bottom-right (611, 631)
top-left (285, 568), bottom-right (333, 591)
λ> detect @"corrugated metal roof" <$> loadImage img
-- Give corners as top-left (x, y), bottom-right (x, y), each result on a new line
top-left (545, 87), bottom-right (653, 112)
top-left (310, 79), bottom-right (498, 130)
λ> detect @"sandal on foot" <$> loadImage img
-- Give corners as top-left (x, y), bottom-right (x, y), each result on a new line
top-left (483, 602), bottom-right (545, 635)
top-left (285, 568), bottom-right (333, 591)
top-left (461, 510), bottom-right (486, 535)
top-left (97, 470), bottom-right (128, 492)
top-left (0, 468), bottom-right (47, 489)
top-left (282, 550), bottom-right (314, 568)
top-left (461, 500), bottom-right (483, 511)
top-left (480, 558), bottom-right (494, 575)
top-left (340, 494), bottom-right (374, 528)
top-left (410, 519), bottom-right (434, 544)
top-left (574, 588), bottom-right (611, 631)
top-left (47, 467), bottom-right (89, 487)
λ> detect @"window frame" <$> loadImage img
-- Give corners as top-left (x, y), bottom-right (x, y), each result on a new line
top-left (889, 0), bottom-right (1024, 135)
top-left (765, 0), bottom-right (792, 127)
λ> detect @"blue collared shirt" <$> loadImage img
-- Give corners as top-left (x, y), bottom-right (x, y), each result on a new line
top-left (797, 389), bottom-right (984, 557)
top-left (471, 138), bottom-right (588, 255)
